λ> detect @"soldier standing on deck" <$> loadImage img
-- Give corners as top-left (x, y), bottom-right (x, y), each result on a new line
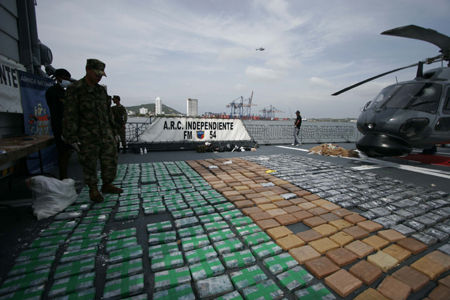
top-left (112, 95), bottom-right (128, 154)
top-left (62, 59), bottom-right (123, 203)
top-left (45, 68), bottom-right (73, 180)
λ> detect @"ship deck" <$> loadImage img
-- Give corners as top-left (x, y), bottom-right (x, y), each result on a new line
top-left (1, 143), bottom-right (450, 299)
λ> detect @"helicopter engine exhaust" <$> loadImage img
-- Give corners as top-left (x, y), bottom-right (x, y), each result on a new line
top-left (356, 133), bottom-right (412, 157)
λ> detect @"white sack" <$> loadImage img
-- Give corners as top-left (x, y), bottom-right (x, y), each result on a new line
top-left (29, 176), bottom-right (77, 220)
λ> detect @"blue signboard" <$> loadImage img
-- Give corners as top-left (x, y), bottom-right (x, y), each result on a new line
top-left (18, 70), bottom-right (58, 174)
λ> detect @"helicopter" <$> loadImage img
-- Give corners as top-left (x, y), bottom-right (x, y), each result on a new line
top-left (332, 25), bottom-right (450, 157)
top-left (256, 47), bottom-right (265, 51)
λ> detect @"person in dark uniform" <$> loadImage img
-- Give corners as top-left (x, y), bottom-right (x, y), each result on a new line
top-left (292, 110), bottom-right (302, 146)
top-left (111, 95), bottom-right (128, 153)
top-left (45, 68), bottom-right (73, 180)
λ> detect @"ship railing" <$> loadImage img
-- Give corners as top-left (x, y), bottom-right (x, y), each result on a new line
top-left (244, 124), bottom-right (362, 145)
top-left (123, 120), bottom-right (363, 145)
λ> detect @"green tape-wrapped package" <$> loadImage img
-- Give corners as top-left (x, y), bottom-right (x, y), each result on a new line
top-left (151, 251), bottom-right (184, 272)
top-left (87, 208), bottom-right (112, 216)
top-left (188, 200), bottom-right (209, 208)
top-left (48, 272), bottom-right (95, 298)
top-left (222, 249), bottom-right (256, 269)
top-left (70, 227), bottom-right (102, 241)
top-left (16, 245), bottom-right (59, 261)
top-left (54, 211), bottom-right (82, 220)
top-left (294, 283), bottom-right (336, 300)
top-left (215, 290), bottom-right (244, 300)
top-left (117, 204), bottom-right (139, 213)
top-left (142, 201), bottom-right (163, 207)
top-left (243, 232), bottom-right (271, 247)
top-left (276, 266), bottom-right (314, 292)
top-left (60, 247), bottom-right (97, 263)
top-left (251, 242), bottom-right (282, 260)
top-left (214, 203), bottom-right (235, 212)
top-left (103, 274), bottom-right (144, 300)
top-left (51, 287), bottom-right (95, 300)
top-left (46, 219), bottom-right (78, 230)
top-left (29, 235), bottom-right (67, 248)
top-left (213, 238), bottom-right (244, 255)
top-left (263, 252), bottom-right (299, 275)
top-left (119, 199), bottom-right (140, 207)
top-left (199, 213), bottom-right (223, 224)
top-left (229, 216), bottom-right (253, 227)
top-left (206, 197), bottom-right (227, 205)
top-left (174, 216), bottom-right (200, 229)
top-left (178, 225), bottom-right (205, 238)
top-left (154, 266), bottom-right (191, 291)
top-left (7, 256), bottom-right (54, 277)
top-left (0, 268), bottom-right (49, 296)
top-left (109, 245), bottom-right (143, 264)
top-left (114, 211), bottom-right (139, 221)
top-left (189, 258), bottom-right (225, 281)
top-left (54, 259), bottom-right (95, 279)
top-left (40, 221), bottom-right (77, 237)
top-left (82, 214), bottom-right (108, 223)
top-left (195, 274), bottom-right (234, 299)
top-left (241, 279), bottom-right (284, 300)
top-left (108, 228), bottom-right (137, 240)
top-left (148, 242), bottom-right (179, 258)
top-left (230, 265), bottom-right (268, 291)
top-left (185, 245), bottom-right (218, 265)
top-left (193, 205), bottom-right (216, 216)
top-left (153, 283), bottom-right (195, 300)
top-left (166, 203), bottom-right (188, 212)
top-left (171, 208), bottom-right (194, 219)
top-left (148, 231), bottom-right (177, 245)
top-left (208, 229), bottom-right (235, 242)
top-left (106, 237), bottom-right (138, 253)
top-left (93, 200), bottom-right (117, 209)
top-left (144, 205), bottom-right (166, 215)
top-left (106, 258), bottom-right (143, 280)
top-left (204, 221), bottom-right (229, 233)
top-left (120, 187), bottom-right (140, 195)
top-left (220, 209), bottom-right (243, 221)
top-left (181, 234), bottom-right (210, 251)
top-left (236, 224), bottom-right (261, 237)
top-left (66, 237), bottom-right (101, 251)
top-left (147, 221), bottom-right (173, 233)
top-left (0, 285), bottom-right (44, 300)
top-left (75, 222), bottom-right (105, 233)
top-left (65, 203), bottom-right (90, 212)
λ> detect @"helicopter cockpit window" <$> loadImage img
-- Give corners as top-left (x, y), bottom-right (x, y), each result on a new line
top-left (368, 85), bottom-right (401, 109)
top-left (383, 83), bottom-right (442, 114)
top-left (443, 90), bottom-right (450, 114)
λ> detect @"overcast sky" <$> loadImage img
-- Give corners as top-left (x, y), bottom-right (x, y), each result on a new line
top-left (36, 0), bottom-right (450, 119)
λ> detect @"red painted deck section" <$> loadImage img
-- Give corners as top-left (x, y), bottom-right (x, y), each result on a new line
top-left (398, 154), bottom-right (450, 167)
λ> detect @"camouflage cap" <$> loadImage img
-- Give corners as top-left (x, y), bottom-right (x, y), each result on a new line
top-left (113, 95), bottom-right (120, 100)
top-left (86, 59), bottom-right (107, 77)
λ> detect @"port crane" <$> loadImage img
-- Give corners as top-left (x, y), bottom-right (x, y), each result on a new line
top-left (260, 105), bottom-right (284, 119)
top-left (226, 92), bottom-right (256, 118)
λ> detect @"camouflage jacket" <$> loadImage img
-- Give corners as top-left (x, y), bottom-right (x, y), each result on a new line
top-left (62, 77), bottom-right (117, 145)
top-left (112, 104), bottom-right (128, 129)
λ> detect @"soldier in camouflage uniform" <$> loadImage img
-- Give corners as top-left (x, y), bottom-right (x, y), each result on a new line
top-left (62, 59), bottom-right (123, 203)
top-left (111, 95), bottom-right (128, 154)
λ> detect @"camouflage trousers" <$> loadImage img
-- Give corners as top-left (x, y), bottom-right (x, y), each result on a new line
top-left (117, 128), bottom-right (126, 148)
top-left (77, 138), bottom-right (118, 185)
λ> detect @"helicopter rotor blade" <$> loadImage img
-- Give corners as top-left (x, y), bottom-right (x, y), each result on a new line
top-left (331, 63), bottom-right (418, 96)
top-left (381, 25), bottom-right (450, 55)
